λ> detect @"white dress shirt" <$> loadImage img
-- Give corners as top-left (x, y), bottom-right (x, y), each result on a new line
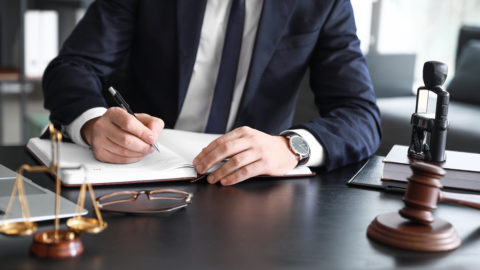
top-left (66, 0), bottom-right (325, 167)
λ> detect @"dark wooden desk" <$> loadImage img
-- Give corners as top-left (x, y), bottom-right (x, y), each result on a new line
top-left (1, 147), bottom-right (479, 269)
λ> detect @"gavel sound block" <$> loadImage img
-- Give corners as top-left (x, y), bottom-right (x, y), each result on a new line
top-left (367, 162), bottom-right (480, 252)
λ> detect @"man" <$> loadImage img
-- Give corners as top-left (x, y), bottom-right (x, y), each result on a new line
top-left (43, 0), bottom-right (381, 186)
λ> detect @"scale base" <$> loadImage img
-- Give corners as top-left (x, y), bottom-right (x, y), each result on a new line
top-left (30, 229), bottom-right (84, 258)
top-left (367, 212), bottom-right (461, 252)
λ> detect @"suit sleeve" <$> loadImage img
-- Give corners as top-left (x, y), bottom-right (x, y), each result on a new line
top-left (42, 0), bottom-right (138, 126)
top-left (293, 0), bottom-right (382, 171)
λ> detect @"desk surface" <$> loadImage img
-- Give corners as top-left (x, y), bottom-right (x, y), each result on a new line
top-left (1, 147), bottom-right (479, 270)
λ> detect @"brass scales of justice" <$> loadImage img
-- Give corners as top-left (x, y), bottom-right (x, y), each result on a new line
top-left (0, 124), bottom-right (107, 258)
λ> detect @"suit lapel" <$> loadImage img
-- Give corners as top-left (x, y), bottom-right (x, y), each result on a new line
top-left (177, 0), bottom-right (207, 115)
top-left (234, 0), bottom-right (296, 127)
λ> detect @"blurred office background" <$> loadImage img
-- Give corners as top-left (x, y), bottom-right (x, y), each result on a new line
top-left (0, 0), bottom-right (92, 145)
top-left (1, 0), bottom-right (480, 149)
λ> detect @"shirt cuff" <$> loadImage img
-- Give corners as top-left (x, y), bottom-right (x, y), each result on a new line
top-left (66, 107), bottom-right (107, 147)
top-left (281, 129), bottom-right (325, 167)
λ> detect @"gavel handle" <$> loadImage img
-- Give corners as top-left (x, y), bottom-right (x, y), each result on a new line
top-left (439, 191), bottom-right (480, 210)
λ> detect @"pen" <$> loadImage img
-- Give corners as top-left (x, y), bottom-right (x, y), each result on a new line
top-left (108, 86), bottom-right (161, 152)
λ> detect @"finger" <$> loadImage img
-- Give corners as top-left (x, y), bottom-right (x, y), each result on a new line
top-left (92, 137), bottom-right (148, 164)
top-left (206, 149), bottom-right (261, 184)
top-left (195, 137), bottom-right (252, 174)
top-left (194, 127), bottom-right (253, 171)
top-left (199, 126), bottom-right (249, 158)
top-left (136, 114), bottom-right (164, 139)
top-left (107, 107), bottom-right (156, 145)
top-left (105, 136), bottom-right (154, 158)
top-left (218, 160), bottom-right (264, 186)
top-left (103, 120), bottom-right (153, 154)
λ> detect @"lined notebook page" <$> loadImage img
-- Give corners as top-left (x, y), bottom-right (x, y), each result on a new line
top-left (26, 136), bottom-right (194, 185)
top-left (157, 129), bottom-right (221, 163)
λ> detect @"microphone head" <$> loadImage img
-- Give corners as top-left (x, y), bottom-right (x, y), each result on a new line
top-left (423, 61), bottom-right (448, 88)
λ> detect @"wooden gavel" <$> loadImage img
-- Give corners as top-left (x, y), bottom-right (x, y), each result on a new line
top-left (399, 162), bottom-right (480, 225)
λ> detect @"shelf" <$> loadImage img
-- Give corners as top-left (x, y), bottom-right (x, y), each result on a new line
top-left (0, 68), bottom-right (20, 81)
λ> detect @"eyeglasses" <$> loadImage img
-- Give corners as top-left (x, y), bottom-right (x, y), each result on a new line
top-left (96, 189), bottom-right (193, 214)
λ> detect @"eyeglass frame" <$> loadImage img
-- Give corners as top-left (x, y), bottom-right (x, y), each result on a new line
top-left (96, 189), bottom-right (193, 214)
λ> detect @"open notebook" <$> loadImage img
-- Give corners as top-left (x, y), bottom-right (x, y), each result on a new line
top-left (26, 129), bottom-right (313, 186)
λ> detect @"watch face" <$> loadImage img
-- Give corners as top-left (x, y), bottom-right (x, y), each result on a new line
top-left (291, 136), bottom-right (309, 155)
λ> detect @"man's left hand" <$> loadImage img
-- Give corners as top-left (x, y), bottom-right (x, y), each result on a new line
top-left (193, 126), bottom-right (299, 186)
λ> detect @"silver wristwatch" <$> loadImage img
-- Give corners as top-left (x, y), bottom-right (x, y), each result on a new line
top-left (283, 132), bottom-right (310, 166)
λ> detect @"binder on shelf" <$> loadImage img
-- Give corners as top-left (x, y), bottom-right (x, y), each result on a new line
top-left (24, 10), bottom-right (58, 79)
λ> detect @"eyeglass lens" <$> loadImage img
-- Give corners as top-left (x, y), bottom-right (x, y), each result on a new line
top-left (97, 190), bottom-right (192, 214)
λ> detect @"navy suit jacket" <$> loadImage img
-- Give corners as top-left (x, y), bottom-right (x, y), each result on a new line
top-left (43, 0), bottom-right (381, 171)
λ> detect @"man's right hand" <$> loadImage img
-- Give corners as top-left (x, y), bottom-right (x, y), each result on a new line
top-left (81, 107), bottom-right (164, 163)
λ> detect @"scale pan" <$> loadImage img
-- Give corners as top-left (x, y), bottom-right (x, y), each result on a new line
top-left (0, 221), bottom-right (37, 236)
top-left (67, 217), bottom-right (107, 234)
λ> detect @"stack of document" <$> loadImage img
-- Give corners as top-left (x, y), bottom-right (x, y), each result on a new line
top-left (382, 145), bottom-right (480, 192)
